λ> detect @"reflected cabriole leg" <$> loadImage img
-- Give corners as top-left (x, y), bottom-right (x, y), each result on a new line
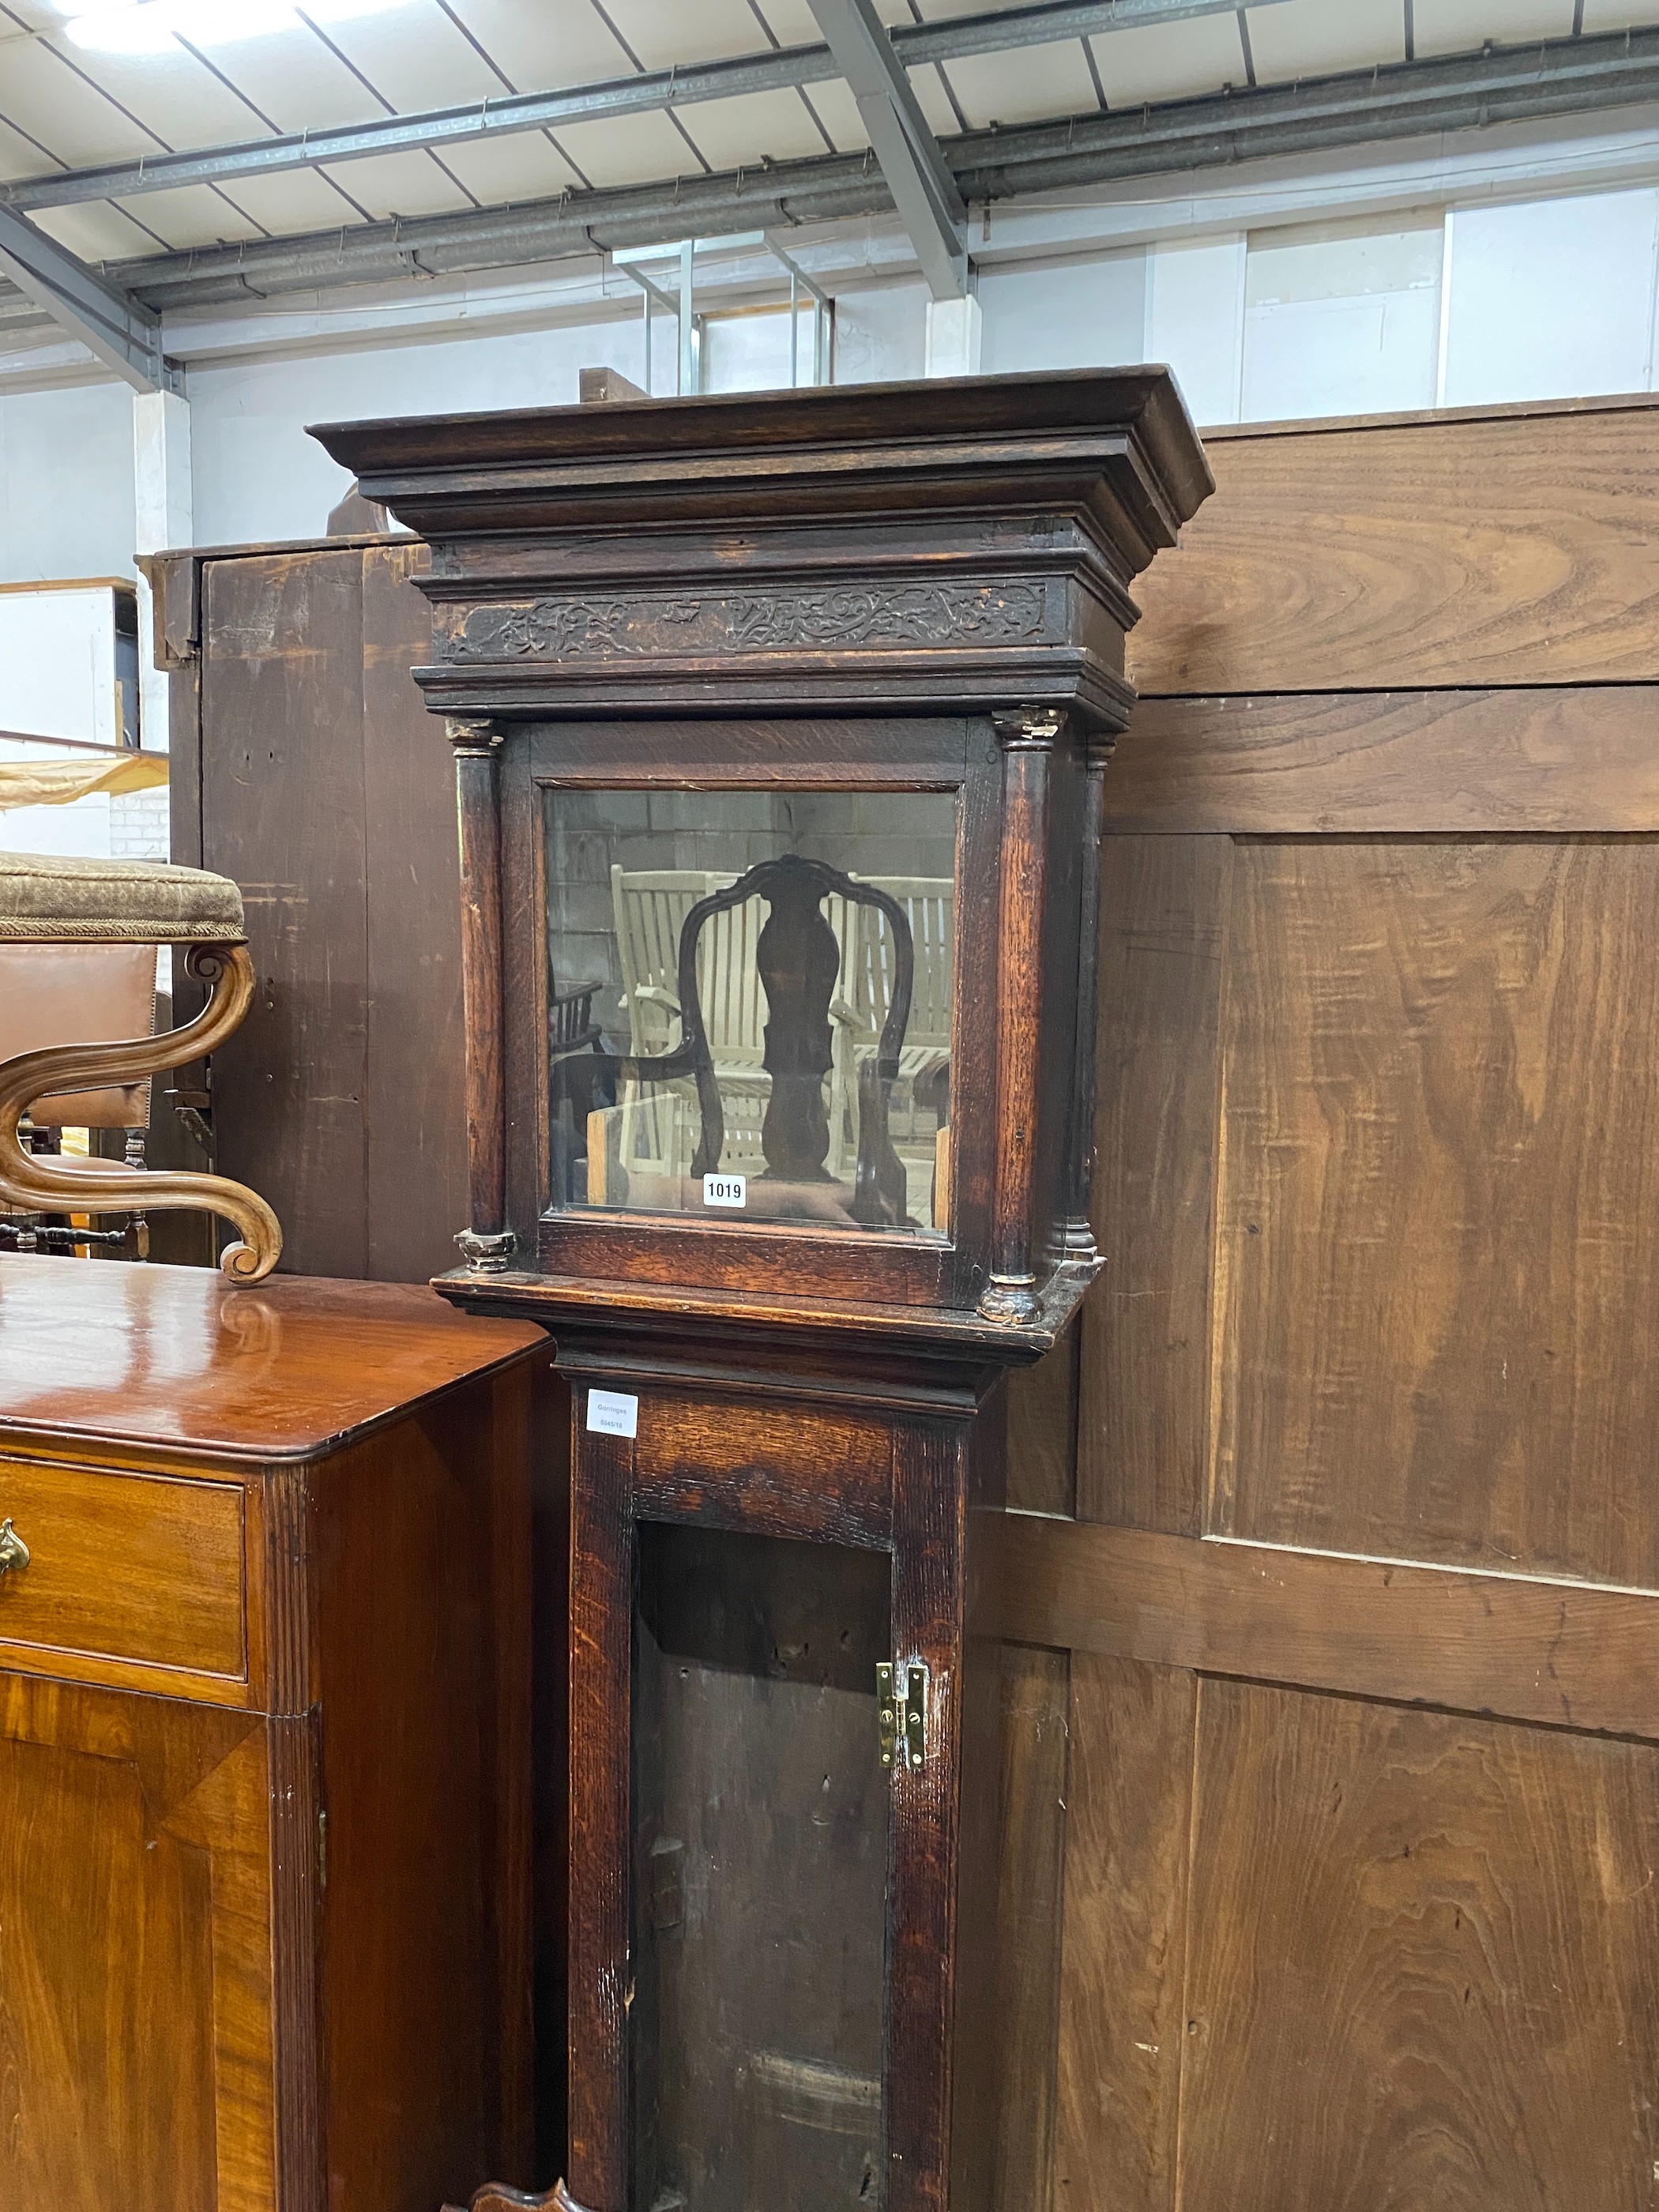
top-left (445, 2184), bottom-right (596, 2212)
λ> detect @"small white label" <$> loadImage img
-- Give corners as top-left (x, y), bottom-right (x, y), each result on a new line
top-left (586, 1388), bottom-right (639, 1439)
top-left (703, 1173), bottom-right (747, 1209)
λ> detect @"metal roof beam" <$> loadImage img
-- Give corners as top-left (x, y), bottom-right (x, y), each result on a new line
top-left (110, 28), bottom-right (1659, 314)
top-left (0, 205), bottom-right (179, 393)
top-left (0, 0), bottom-right (1289, 215)
top-left (807, 0), bottom-right (966, 299)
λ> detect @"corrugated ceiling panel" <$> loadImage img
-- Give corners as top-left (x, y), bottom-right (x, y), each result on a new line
top-left (0, 112), bottom-right (63, 182)
top-left (24, 41), bottom-right (271, 149)
top-left (794, 77), bottom-right (869, 150)
top-left (209, 164), bottom-right (371, 233)
top-left (314, 0), bottom-right (512, 109)
top-left (551, 105), bottom-right (712, 186)
top-left (1414, 0), bottom-right (1574, 51)
top-left (108, 180), bottom-right (266, 248)
top-left (1246, 0), bottom-right (1405, 81)
top-left (30, 198), bottom-right (167, 259)
top-left (0, 3), bottom-right (62, 36)
top-left (435, 130), bottom-right (587, 203)
top-left (600, 0), bottom-right (776, 68)
top-left (907, 64), bottom-right (962, 136)
top-left (1087, 14), bottom-right (1247, 103)
top-left (438, 0), bottom-right (634, 88)
top-left (675, 86), bottom-right (842, 167)
top-left (944, 42), bottom-right (1098, 126)
top-left (747, 0), bottom-right (824, 40)
top-left (0, 40), bottom-right (161, 164)
top-left (315, 146), bottom-right (476, 218)
top-left (185, 31), bottom-right (386, 134)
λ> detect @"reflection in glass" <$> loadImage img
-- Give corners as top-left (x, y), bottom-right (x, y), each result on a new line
top-left (544, 790), bottom-right (956, 1235)
top-left (631, 1524), bottom-right (890, 2210)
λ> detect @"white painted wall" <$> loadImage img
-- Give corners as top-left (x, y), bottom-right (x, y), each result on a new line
top-left (980, 250), bottom-right (1148, 374)
top-left (1441, 186), bottom-right (1659, 406)
top-left (0, 383), bottom-right (137, 583)
top-left (831, 280), bottom-right (929, 388)
top-left (187, 311), bottom-right (652, 545)
top-left (1147, 233), bottom-right (1247, 428)
top-left (1241, 216), bottom-right (1443, 422)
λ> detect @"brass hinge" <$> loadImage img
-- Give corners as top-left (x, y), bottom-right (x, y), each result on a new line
top-left (876, 1660), bottom-right (928, 1775)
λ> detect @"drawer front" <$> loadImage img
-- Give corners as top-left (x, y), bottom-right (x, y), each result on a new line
top-left (0, 1458), bottom-right (245, 1682)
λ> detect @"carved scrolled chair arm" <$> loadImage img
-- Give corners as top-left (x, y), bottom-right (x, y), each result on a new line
top-left (0, 942), bottom-right (282, 1285)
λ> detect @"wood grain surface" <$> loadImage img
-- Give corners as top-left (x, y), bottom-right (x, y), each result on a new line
top-left (1079, 835), bottom-right (1229, 1533)
top-left (1180, 1681), bottom-right (1659, 2211)
top-left (316, 1383), bottom-right (535, 2210)
top-left (992, 1516), bottom-right (1659, 1744)
top-left (1213, 839), bottom-right (1659, 1585)
top-left (0, 1672), bottom-right (273, 2212)
top-left (201, 549), bottom-right (371, 1278)
top-left (359, 541), bottom-right (470, 1281)
top-left (1106, 687), bottom-right (1659, 833)
top-left (988, 1643), bottom-right (1069, 2212)
top-left (1055, 1653), bottom-right (1193, 2212)
top-left (1128, 399), bottom-right (1659, 694)
top-left (0, 1256), bottom-right (541, 1463)
top-left (1006, 1328), bottom-right (1078, 1516)
top-left (0, 1457), bottom-right (243, 1681)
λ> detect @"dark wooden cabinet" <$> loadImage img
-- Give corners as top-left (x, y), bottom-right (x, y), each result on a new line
top-left (314, 371), bottom-right (1209, 2212)
top-left (148, 531), bottom-right (468, 1284)
top-left (0, 1256), bottom-right (545, 2212)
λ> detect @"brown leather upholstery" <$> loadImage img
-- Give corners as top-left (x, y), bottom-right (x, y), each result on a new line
top-left (0, 941), bottom-right (155, 1127)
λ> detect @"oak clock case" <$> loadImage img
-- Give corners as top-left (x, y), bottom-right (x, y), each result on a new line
top-left (311, 371), bottom-right (1211, 2212)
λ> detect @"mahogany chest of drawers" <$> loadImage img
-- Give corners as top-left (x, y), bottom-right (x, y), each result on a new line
top-left (0, 1257), bottom-right (547, 2212)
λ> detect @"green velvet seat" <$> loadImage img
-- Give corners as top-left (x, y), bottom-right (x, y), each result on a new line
top-left (0, 851), bottom-right (245, 942)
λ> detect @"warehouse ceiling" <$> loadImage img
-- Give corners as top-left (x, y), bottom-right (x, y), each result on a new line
top-left (1, 0), bottom-right (1658, 373)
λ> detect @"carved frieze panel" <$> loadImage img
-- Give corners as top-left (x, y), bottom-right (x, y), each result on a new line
top-left (436, 581), bottom-right (1050, 663)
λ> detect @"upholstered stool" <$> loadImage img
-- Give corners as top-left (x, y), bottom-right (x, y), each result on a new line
top-left (0, 852), bottom-right (282, 1284)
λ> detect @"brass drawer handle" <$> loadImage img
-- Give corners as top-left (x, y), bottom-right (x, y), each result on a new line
top-left (0, 1518), bottom-right (29, 1576)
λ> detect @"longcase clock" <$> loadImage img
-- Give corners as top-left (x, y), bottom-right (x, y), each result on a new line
top-left (314, 369), bottom-right (1211, 2212)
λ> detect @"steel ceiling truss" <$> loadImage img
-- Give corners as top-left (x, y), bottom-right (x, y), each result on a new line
top-left (807, 0), bottom-right (968, 299)
top-left (95, 29), bottom-right (1659, 317)
top-left (0, 205), bottom-right (181, 393)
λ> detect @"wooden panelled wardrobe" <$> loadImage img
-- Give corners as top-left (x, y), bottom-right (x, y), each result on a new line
top-left (158, 390), bottom-right (1659, 2210)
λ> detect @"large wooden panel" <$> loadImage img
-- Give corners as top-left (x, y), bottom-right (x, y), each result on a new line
top-left (359, 541), bottom-right (469, 1282)
top-left (316, 1382), bottom-right (534, 2210)
top-left (988, 1642), bottom-right (1069, 2212)
top-left (1005, 1327), bottom-right (1078, 1516)
top-left (1128, 400), bottom-right (1659, 695)
top-left (1107, 687), bottom-right (1659, 834)
top-left (1054, 1653), bottom-right (1192, 2212)
top-left (0, 1672), bottom-right (274, 2212)
top-left (1181, 1680), bottom-right (1659, 2211)
top-left (201, 551), bottom-right (371, 1279)
top-left (190, 540), bottom-right (466, 1285)
top-left (1078, 835), bottom-right (1228, 1533)
top-left (993, 1516), bottom-right (1659, 1744)
top-left (1214, 838), bottom-right (1659, 1585)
